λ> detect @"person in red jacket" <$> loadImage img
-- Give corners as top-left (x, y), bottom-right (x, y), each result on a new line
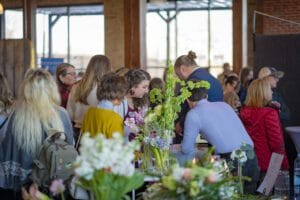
top-left (240, 78), bottom-right (289, 174)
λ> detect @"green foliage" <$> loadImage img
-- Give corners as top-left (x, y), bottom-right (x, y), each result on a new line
top-left (78, 170), bottom-right (144, 200)
top-left (146, 63), bottom-right (210, 133)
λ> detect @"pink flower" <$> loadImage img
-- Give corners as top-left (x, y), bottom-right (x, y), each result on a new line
top-left (182, 168), bottom-right (192, 180)
top-left (207, 171), bottom-right (219, 183)
top-left (50, 179), bottom-right (65, 196)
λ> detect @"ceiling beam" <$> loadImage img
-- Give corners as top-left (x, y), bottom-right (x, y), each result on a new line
top-left (1, 0), bottom-right (103, 9)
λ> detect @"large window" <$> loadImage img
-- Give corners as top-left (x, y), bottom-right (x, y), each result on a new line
top-left (36, 6), bottom-right (104, 71)
top-left (146, 9), bottom-right (232, 78)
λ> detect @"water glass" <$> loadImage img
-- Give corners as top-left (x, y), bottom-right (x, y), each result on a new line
top-left (274, 170), bottom-right (290, 199)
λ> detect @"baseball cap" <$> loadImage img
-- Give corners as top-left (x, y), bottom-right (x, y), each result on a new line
top-left (258, 67), bottom-right (284, 79)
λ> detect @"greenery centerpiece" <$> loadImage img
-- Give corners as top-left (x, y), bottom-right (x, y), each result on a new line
top-left (142, 146), bottom-right (262, 200)
top-left (73, 133), bottom-right (144, 200)
top-left (142, 147), bottom-right (240, 200)
top-left (139, 64), bottom-right (210, 175)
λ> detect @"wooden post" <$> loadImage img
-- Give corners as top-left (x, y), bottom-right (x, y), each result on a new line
top-left (232, 0), bottom-right (243, 74)
top-left (23, 0), bottom-right (36, 64)
top-left (104, 0), bottom-right (146, 70)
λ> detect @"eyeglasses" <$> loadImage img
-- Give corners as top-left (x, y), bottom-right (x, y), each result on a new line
top-left (66, 72), bottom-right (76, 76)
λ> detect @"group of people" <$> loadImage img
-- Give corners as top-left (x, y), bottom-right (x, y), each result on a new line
top-left (172, 51), bottom-right (292, 194)
top-left (0, 50), bottom-right (293, 198)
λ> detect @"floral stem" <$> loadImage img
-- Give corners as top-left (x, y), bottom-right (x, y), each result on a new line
top-left (61, 192), bottom-right (65, 200)
top-left (238, 162), bottom-right (244, 197)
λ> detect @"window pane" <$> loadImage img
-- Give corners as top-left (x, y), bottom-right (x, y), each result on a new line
top-left (70, 15), bottom-right (104, 69)
top-left (147, 12), bottom-right (167, 78)
top-left (52, 16), bottom-right (68, 59)
top-left (210, 10), bottom-right (232, 77)
top-left (36, 13), bottom-right (49, 58)
top-left (5, 10), bottom-right (23, 39)
top-left (177, 11), bottom-right (208, 68)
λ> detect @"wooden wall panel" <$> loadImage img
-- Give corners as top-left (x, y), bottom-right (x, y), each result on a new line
top-left (0, 39), bottom-right (34, 97)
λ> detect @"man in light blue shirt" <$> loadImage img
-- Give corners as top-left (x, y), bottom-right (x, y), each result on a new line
top-left (172, 80), bottom-right (259, 194)
top-left (176, 87), bottom-right (253, 163)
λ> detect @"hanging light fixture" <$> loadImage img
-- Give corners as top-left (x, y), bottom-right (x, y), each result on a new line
top-left (0, 3), bottom-right (4, 15)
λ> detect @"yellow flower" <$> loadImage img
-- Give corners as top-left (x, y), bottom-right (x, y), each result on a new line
top-left (162, 176), bottom-right (177, 191)
top-left (189, 181), bottom-right (200, 197)
top-left (144, 113), bottom-right (156, 124)
top-left (154, 105), bottom-right (162, 116)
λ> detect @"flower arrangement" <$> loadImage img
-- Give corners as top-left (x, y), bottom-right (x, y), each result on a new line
top-left (124, 108), bottom-right (146, 140)
top-left (73, 133), bottom-right (144, 200)
top-left (230, 143), bottom-right (255, 197)
top-left (139, 64), bottom-right (210, 174)
top-left (142, 149), bottom-right (239, 200)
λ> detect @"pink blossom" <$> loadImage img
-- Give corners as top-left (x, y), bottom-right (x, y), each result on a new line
top-left (50, 179), bottom-right (65, 196)
top-left (182, 168), bottom-right (192, 180)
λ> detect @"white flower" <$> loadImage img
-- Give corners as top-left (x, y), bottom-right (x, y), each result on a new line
top-left (230, 149), bottom-right (247, 163)
top-left (172, 167), bottom-right (184, 182)
top-left (74, 132), bottom-right (139, 179)
top-left (219, 185), bottom-right (236, 199)
top-left (74, 158), bottom-right (94, 180)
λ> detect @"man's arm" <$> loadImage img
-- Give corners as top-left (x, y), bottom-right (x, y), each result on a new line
top-left (181, 111), bottom-right (200, 154)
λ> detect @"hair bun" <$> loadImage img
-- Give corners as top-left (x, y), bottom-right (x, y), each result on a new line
top-left (187, 51), bottom-right (197, 60)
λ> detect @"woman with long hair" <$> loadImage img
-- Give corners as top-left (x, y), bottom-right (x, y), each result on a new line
top-left (124, 69), bottom-right (151, 141)
top-left (0, 73), bottom-right (13, 127)
top-left (66, 55), bottom-right (112, 143)
top-left (240, 78), bottom-right (289, 176)
top-left (223, 75), bottom-right (241, 114)
top-left (0, 69), bottom-right (73, 198)
top-left (238, 67), bottom-right (253, 105)
top-left (56, 63), bottom-right (77, 108)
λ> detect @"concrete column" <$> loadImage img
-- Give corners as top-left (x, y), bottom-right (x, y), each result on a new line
top-left (104, 0), bottom-right (146, 70)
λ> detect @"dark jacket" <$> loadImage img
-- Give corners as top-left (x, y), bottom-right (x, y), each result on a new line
top-left (174, 68), bottom-right (223, 144)
top-left (240, 106), bottom-right (289, 172)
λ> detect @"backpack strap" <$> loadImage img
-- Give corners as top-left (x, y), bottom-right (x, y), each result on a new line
top-left (75, 131), bottom-right (82, 150)
top-left (0, 116), bottom-right (8, 129)
top-left (46, 131), bottom-right (66, 142)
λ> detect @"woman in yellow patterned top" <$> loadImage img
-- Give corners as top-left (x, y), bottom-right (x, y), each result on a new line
top-left (81, 73), bottom-right (128, 138)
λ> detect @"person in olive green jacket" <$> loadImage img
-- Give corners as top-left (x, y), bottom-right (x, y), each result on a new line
top-left (81, 73), bottom-right (128, 138)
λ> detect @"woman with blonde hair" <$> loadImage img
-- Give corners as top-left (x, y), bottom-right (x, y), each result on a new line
top-left (0, 73), bottom-right (13, 127)
top-left (67, 55), bottom-right (112, 143)
top-left (240, 78), bottom-right (289, 175)
top-left (0, 69), bottom-right (73, 198)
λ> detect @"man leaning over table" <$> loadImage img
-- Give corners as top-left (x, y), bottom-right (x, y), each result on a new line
top-left (172, 80), bottom-right (260, 194)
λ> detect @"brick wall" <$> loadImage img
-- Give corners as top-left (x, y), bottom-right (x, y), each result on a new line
top-left (260, 0), bottom-right (300, 34)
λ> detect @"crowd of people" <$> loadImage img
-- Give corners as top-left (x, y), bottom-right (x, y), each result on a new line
top-left (0, 51), bottom-right (293, 198)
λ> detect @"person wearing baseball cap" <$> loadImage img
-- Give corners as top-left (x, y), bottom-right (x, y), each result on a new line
top-left (258, 67), bottom-right (284, 88)
top-left (257, 67), bottom-right (290, 124)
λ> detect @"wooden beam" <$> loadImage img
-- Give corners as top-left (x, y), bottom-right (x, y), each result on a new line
top-left (104, 0), bottom-right (146, 69)
top-left (124, 0), bottom-right (146, 69)
top-left (23, 0), bottom-right (37, 65)
top-left (1, 0), bottom-right (102, 9)
top-left (232, 0), bottom-right (243, 74)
